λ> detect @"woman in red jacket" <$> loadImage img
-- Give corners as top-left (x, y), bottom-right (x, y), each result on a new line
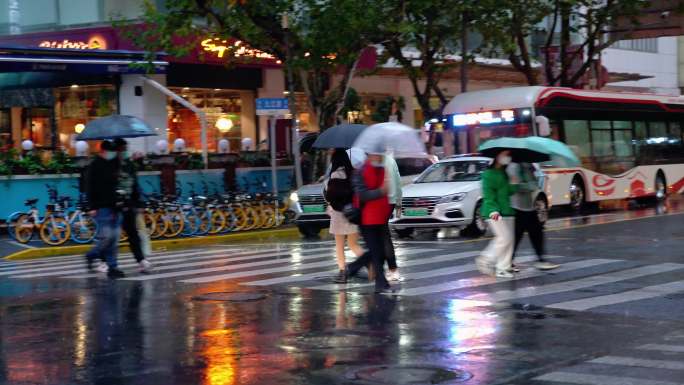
top-left (345, 150), bottom-right (393, 293)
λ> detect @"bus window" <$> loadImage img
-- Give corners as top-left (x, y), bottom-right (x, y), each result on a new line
top-left (648, 122), bottom-right (667, 139)
top-left (614, 130), bottom-right (634, 157)
top-left (590, 121), bottom-right (613, 157)
top-left (563, 120), bottom-right (590, 159)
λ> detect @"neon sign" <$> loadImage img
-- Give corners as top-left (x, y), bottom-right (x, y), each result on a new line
top-left (452, 109), bottom-right (516, 127)
top-left (38, 35), bottom-right (107, 50)
top-left (201, 38), bottom-right (279, 62)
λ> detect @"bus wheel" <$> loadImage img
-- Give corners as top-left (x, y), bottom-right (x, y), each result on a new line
top-left (569, 176), bottom-right (585, 213)
top-left (535, 195), bottom-right (549, 224)
top-left (655, 172), bottom-right (667, 201)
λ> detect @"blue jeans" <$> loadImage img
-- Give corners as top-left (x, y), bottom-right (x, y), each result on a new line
top-left (86, 208), bottom-right (122, 268)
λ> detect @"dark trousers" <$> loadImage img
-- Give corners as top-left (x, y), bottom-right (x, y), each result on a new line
top-left (513, 209), bottom-right (545, 261)
top-left (121, 208), bottom-right (145, 263)
top-left (384, 204), bottom-right (397, 270)
top-left (348, 224), bottom-right (390, 289)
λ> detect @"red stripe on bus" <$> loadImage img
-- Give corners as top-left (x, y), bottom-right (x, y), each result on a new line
top-left (669, 176), bottom-right (684, 193)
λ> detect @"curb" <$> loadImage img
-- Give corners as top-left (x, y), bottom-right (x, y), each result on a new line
top-left (4, 226), bottom-right (303, 261)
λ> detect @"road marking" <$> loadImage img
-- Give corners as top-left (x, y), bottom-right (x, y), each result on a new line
top-left (307, 252), bottom-right (546, 291)
top-left (638, 344), bottom-right (684, 353)
top-left (391, 259), bottom-right (618, 297)
top-left (589, 356), bottom-right (684, 371)
top-left (7, 241), bottom-right (35, 249)
top-left (14, 247), bottom-right (336, 279)
top-left (468, 263), bottom-right (684, 304)
top-left (548, 279), bottom-right (684, 311)
top-left (174, 248), bottom-right (435, 284)
top-left (243, 249), bottom-right (444, 286)
top-left (534, 372), bottom-right (683, 385)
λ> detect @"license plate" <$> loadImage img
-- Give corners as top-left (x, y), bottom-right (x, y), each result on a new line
top-left (404, 208), bottom-right (428, 216)
top-left (302, 205), bottom-right (325, 213)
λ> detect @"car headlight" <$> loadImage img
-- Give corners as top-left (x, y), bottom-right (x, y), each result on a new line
top-left (438, 192), bottom-right (466, 203)
top-left (289, 192), bottom-right (299, 203)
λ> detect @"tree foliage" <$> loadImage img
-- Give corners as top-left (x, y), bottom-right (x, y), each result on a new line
top-left (121, 0), bottom-right (388, 130)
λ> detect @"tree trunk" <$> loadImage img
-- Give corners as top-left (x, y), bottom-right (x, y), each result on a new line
top-left (460, 12), bottom-right (468, 93)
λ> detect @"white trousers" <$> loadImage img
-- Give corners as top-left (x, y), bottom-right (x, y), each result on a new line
top-left (481, 217), bottom-right (514, 272)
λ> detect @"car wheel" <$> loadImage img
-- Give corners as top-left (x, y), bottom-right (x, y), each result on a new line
top-left (535, 195), bottom-right (549, 224)
top-left (463, 201), bottom-right (486, 237)
top-left (394, 228), bottom-right (414, 239)
top-left (297, 224), bottom-right (321, 238)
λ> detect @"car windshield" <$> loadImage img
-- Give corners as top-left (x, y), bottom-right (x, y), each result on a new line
top-left (396, 157), bottom-right (434, 176)
top-left (416, 160), bottom-right (489, 183)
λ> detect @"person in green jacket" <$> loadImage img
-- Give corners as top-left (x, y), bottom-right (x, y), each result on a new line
top-left (476, 150), bottom-right (516, 278)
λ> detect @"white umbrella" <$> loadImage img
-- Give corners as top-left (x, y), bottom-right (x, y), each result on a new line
top-left (346, 147), bottom-right (367, 169)
top-left (352, 122), bottom-right (426, 157)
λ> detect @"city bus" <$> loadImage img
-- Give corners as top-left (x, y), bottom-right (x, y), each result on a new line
top-left (442, 86), bottom-right (684, 210)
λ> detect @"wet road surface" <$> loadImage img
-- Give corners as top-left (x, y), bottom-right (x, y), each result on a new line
top-left (1, 200), bottom-right (684, 385)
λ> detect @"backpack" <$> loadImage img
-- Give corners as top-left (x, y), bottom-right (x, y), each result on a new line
top-left (324, 170), bottom-right (353, 211)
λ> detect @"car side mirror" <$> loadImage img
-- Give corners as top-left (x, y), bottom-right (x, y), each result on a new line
top-left (536, 116), bottom-right (551, 137)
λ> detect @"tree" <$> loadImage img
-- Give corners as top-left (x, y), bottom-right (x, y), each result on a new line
top-left (482, 0), bottom-right (652, 87)
top-left (122, 0), bottom-right (388, 130)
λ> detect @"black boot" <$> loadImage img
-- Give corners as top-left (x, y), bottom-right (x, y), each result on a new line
top-left (334, 269), bottom-right (347, 283)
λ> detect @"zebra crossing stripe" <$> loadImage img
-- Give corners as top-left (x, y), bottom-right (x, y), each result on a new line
top-left (534, 372), bottom-right (683, 385)
top-left (589, 356), bottom-right (684, 371)
top-left (393, 259), bottom-right (619, 301)
top-left (124, 247), bottom-right (426, 282)
top-left (469, 263), bottom-right (684, 304)
top-left (242, 248), bottom-right (443, 286)
top-left (0, 247), bottom-right (252, 275)
top-left (15, 247), bottom-right (335, 279)
top-left (638, 344), bottom-right (684, 353)
top-left (547, 280), bottom-right (684, 311)
top-left (307, 251), bottom-right (526, 291)
top-left (391, 259), bottom-right (618, 297)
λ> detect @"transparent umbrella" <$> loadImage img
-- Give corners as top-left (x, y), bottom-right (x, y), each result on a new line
top-left (352, 122), bottom-right (426, 157)
top-left (76, 115), bottom-right (157, 140)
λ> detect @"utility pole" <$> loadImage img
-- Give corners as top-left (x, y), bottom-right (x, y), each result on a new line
top-left (282, 13), bottom-right (304, 189)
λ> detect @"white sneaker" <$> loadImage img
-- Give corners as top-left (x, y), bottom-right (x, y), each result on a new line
top-left (95, 261), bottom-right (108, 274)
top-left (139, 259), bottom-right (153, 274)
top-left (535, 261), bottom-right (560, 270)
top-left (387, 270), bottom-right (403, 282)
top-left (495, 270), bottom-right (514, 278)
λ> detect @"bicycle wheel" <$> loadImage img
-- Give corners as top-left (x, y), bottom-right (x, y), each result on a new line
top-left (70, 214), bottom-right (98, 244)
top-left (232, 207), bottom-right (247, 231)
top-left (163, 210), bottom-right (184, 238)
top-left (181, 212), bottom-right (200, 236)
top-left (261, 206), bottom-right (276, 229)
top-left (196, 210), bottom-right (211, 235)
top-left (6, 212), bottom-right (25, 241)
top-left (207, 210), bottom-right (226, 235)
top-left (148, 212), bottom-right (166, 239)
top-left (220, 208), bottom-right (236, 233)
top-left (39, 215), bottom-right (71, 246)
top-left (14, 214), bottom-right (35, 243)
top-left (242, 207), bottom-right (259, 231)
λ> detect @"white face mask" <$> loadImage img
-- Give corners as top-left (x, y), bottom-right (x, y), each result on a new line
top-left (371, 161), bottom-right (384, 167)
top-left (104, 151), bottom-right (118, 160)
top-left (498, 155), bottom-right (512, 166)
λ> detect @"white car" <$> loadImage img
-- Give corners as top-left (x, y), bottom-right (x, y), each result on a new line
top-left (390, 155), bottom-right (549, 238)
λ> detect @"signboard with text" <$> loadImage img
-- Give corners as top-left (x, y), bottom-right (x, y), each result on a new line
top-left (256, 98), bottom-right (289, 116)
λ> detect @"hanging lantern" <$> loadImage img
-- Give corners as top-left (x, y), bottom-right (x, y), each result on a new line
top-left (74, 123), bottom-right (85, 134)
top-left (215, 116), bottom-right (233, 132)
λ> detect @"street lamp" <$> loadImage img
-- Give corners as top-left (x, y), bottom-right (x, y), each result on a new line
top-left (282, 12), bottom-right (304, 189)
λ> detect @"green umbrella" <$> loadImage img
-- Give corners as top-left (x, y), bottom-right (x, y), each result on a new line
top-left (478, 137), bottom-right (550, 163)
top-left (522, 136), bottom-right (581, 167)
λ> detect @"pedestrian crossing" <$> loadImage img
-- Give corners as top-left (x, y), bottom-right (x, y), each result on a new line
top-left (533, 334), bottom-right (684, 385)
top-left (1, 244), bottom-right (683, 314)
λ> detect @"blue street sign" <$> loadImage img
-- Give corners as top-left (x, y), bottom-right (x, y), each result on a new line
top-left (256, 98), bottom-right (289, 116)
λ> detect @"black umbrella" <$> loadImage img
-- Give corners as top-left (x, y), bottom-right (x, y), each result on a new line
top-left (76, 115), bottom-right (157, 141)
top-left (312, 123), bottom-right (367, 149)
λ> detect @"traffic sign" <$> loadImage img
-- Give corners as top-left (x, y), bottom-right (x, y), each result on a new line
top-left (256, 98), bottom-right (289, 116)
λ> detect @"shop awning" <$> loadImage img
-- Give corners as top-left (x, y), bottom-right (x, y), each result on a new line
top-left (0, 46), bottom-right (167, 74)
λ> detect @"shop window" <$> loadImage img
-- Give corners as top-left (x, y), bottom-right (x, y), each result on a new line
top-left (22, 108), bottom-right (53, 149)
top-left (54, 85), bottom-right (117, 153)
top-left (168, 88), bottom-right (244, 153)
top-left (0, 109), bottom-right (10, 149)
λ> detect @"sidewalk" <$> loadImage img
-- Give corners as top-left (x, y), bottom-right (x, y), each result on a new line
top-left (1, 226), bottom-right (307, 261)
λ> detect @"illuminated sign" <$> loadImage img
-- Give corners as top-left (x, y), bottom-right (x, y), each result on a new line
top-left (201, 38), bottom-right (280, 62)
top-left (452, 109), bottom-right (516, 127)
top-left (38, 35), bottom-right (107, 50)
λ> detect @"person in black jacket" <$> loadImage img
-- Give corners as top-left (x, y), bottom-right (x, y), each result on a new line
top-left (84, 140), bottom-right (125, 278)
top-left (114, 138), bottom-right (153, 274)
